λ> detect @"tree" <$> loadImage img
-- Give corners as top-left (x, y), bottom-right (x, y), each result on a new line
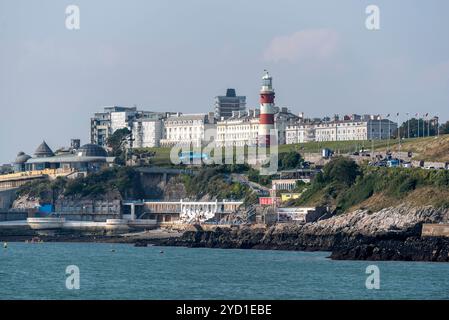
top-left (107, 128), bottom-right (132, 165)
top-left (278, 151), bottom-right (303, 170)
top-left (322, 157), bottom-right (360, 186)
top-left (398, 118), bottom-right (438, 138)
top-left (440, 121), bottom-right (449, 135)
top-left (0, 165), bottom-right (13, 174)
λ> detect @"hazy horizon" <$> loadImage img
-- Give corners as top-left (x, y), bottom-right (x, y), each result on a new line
top-left (1, 0), bottom-right (449, 163)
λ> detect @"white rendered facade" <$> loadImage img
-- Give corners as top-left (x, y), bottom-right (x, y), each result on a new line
top-left (274, 109), bottom-right (300, 145)
top-left (91, 106), bottom-right (138, 147)
top-left (160, 113), bottom-right (216, 147)
top-left (132, 119), bottom-right (163, 148)
top-left (285, 124), bottom-right (316, 144)
top-left (91, 106), bottom-right (168, 147)
top-left (285, 118), bottom-right (398, 144)
top-left (314, 119), bottom-right (397, 142)
top-left (216, 112), bottom-right (259, 147)
top-left (110, 111), bottom-right (130, 134)
top-left (215, 108), bottom-right (298, 147)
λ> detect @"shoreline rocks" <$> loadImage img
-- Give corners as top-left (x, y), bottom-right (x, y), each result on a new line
top-left (156, 205), bottom-right (449, 262)
top-left (2, 205), bottom-right (449, 262)
top-left (156, 227), bottom-right (449, 262)
top-left (331, 236), bottom-right (449, 262)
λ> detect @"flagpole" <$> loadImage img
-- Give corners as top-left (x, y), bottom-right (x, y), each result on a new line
top-left (417, 113), bottom-right (420, 138)
top-left (406, 113), bottom-right (410, 139)
top-left (369, 115), bottom-right (374, 159)
top-left (379, 115), bottom-right (382, 141)
top-left (387, 115), bottom-right (391, 150)
top-left (422, 114), bottom-right (425, 138)
top-left (437, 115), bottom-right (440, 138)
top-left (438, 117), bottom-right (440, 138)
top-left (397, 113), bottom-right (401, 153)
top-left (425, 114), bottom-right (428, 137)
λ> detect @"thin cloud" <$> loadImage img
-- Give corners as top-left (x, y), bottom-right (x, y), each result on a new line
top-left (263, 29), bottom-right (339, 63)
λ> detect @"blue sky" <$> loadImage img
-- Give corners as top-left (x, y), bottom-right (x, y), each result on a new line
top-left (1, 0), bottom-right (449, 163)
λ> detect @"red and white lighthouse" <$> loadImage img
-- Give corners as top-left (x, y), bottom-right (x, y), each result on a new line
top-left (258, 70), bottom-right (276, 147)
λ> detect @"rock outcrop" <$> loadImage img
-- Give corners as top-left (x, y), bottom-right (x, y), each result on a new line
top-left (331, 237), bottom-right (449, 262)
top-left (159, 205), bottom-right (449, 261)
top-left (12, 195), bottom-right (40, 210)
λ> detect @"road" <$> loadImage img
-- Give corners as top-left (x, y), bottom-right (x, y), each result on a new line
top-left (230, 174), bottom-right (270, 195)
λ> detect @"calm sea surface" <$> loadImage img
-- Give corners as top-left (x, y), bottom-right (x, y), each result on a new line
top-left (1, 242), bottom-right (449, 300)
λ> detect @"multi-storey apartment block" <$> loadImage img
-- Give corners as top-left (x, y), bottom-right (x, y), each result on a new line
top-left (131, 118), bottom-right (164, 148)
top-left (214, 88), bottom-right (246, 120)
top-left (90, 106), bottom-right (169, 148)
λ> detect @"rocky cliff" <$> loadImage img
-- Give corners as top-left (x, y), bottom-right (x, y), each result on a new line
top-left (159, 205), bottom-right (449, 261)
top-left (283, 204), bottom-right (449, 237)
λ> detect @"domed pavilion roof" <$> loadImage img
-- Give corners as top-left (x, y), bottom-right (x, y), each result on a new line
top-left (77, 144), bottom-right (108, 157)
top-left (14, 151), bottom-right (31, 164)
top-left (34, 141), bottom-right (54, 158)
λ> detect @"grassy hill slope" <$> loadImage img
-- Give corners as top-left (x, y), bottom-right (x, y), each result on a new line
top-left (139, 134), bottom-right (449, 166)
top-left (293, 157), bottom-right (449, 213)
top-left (377, 134), bottom-right (449, 162)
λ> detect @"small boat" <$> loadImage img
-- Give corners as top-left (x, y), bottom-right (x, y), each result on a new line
top-left (3, 242), bottom-right (7, 249)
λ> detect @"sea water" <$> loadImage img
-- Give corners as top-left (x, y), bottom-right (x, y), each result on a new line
top-left (1, 242), bottom-right (448, 300)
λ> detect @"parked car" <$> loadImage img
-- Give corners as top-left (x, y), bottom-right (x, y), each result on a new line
top-left (322, 148), bottom-right (334, 159)
top-left (360, 152), bottom-right (371, 157)
top-left (402, 162), bottom-right (412, 168)
top-left (387, 159), bottom-right (400, 168)
top-left (369, 160), bottom-right (387, 167)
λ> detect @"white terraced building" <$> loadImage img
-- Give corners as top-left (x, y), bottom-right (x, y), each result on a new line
top-left (285, 115), bottom-right (398, 144)
top-left (285, 123), bottom-right (316, 144)
top-left (216, 108), bottom-right (299, 147)
top-left (216, 110), bottom-right (260, 147)
top-left (314, 118), bottom-right (397, 142)
top-left (160, 112), bottom-right (216, 147)
top-left (274, 110), bottom-right (301, 145)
